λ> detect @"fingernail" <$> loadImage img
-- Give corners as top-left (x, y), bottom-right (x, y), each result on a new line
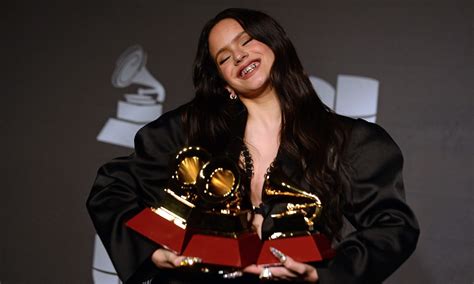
top-left (270, 247), bottom-right (287, 263)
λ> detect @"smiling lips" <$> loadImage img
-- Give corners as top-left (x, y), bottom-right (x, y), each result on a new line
top-left (239, 60), bottom-right (260, 78)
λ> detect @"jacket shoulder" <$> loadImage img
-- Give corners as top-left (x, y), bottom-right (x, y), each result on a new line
top-left (333, 114), bottom-right (403, 162)
top-left (133, 103), bottom-right (190, 158)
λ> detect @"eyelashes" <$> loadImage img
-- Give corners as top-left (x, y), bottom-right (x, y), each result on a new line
top-left (219, 56), bottom-right (230, 65)
top-left (242, 38), bottom-right (253, 45)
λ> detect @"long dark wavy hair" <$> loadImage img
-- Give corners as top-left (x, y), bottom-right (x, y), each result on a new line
top-left (183, 8), bottom-right (347, 240)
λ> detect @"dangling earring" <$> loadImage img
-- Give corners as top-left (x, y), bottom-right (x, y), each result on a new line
top-left (227, 88), bottom-right (238, 100)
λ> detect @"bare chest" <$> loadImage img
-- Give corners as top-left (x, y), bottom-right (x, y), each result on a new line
top-left (242, 135), bottom-right (279, 237)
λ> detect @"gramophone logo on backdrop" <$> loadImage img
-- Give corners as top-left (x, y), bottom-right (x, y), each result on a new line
top-left (93, 45), bottom-right (166, 284)
top-left (97, 45), bottom-right (166, 148)
top-left (92, 45), bottom-right (379, 284)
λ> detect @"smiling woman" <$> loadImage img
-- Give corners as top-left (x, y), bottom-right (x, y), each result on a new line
top-left (87, 8), bottom-right (420, 284)
top-left (208, 18), bottom-right (275, 98)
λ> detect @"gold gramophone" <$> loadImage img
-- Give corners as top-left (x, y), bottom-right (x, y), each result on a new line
top-left (255, 169), bottom-right (334, 265)
top-left (127, 146), bottom-right (260, 268)
top-left (150, 147), bottom-right (210, 230)
top-left (150, 146), bottom-right (253, 233)
top-left (263, 170), bottom-right (322, 239)
top-left (189, 155), bottom-right (253, 233)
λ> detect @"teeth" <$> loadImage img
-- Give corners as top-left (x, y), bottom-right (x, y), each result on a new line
top-left (241, 62), bottom-right (258, 77)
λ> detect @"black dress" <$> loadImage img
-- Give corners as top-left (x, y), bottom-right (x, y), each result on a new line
top-left (87, 103), bottom-right (420, 284)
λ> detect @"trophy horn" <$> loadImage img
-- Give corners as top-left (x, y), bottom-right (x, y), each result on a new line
top-left (171, 147), bottom-right (211, 201)
top-left (263, 172), bottom-right (322, 231)
top-left (196, 156), bottom-right (242, 209)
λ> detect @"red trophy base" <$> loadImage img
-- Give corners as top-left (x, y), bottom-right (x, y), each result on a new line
top-left (183, 232), bottom-right (261, 268)
top-left (127, 209), bottom-right (335, 268)
top-left (126, 208), bottom-right (189, 254)
top-left (126, 208), bottom-right (262, 268)
top-left (256, 233), bottom-right (335, 265)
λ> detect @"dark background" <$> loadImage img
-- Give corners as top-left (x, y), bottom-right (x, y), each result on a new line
top-left (1, 0), bottom-right (472, 283)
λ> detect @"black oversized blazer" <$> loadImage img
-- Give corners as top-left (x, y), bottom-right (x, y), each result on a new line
top-left (87, 103), bottom-right (420, 284)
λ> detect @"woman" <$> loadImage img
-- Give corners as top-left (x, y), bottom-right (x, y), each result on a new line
top-left (87, 8), bottom-right (419, 284)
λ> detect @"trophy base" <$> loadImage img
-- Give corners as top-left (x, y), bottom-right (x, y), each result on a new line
top-left (256, 233), bottom-right (335, 265)
top-left (126, 208), bottom-right (261, 268)
top-left (126, 207), bottom-right (189, 254)
top-left (183, 231), bottom-right (261, 268)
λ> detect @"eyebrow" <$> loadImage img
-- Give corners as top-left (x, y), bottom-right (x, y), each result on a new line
top-left (214, 31), bottom-right (247, 59)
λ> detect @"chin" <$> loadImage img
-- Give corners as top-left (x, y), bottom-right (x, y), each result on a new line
top-left (247, 73), bottom-right (269, 86)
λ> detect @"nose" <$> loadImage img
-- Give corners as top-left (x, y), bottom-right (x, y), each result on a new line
top-left (233, 50), bottom-right (248, 65)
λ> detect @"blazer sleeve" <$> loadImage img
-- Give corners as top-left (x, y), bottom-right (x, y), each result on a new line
top-left (86, 107), bottom-right (186, 284)
top-left (317, 119), bottom-right (420, 283)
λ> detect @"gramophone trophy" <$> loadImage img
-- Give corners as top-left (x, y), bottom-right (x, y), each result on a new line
top-left (256, 169), bottom-right (335, 265)
top-left (126, 147), bottom-right (261, 268)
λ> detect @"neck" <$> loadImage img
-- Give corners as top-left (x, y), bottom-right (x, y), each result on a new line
top-left (239, 89), bottom-right (281, 128)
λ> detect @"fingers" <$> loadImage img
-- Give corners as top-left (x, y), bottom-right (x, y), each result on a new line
top-left (222, 270), bottom-right (244, 279)
top-left (270, 247), bottom-right (306, 275)
top-left (152, 248), bottom-right (176, 268)
top-left (244, 265), bottom-right (298, 281)
top-left (270, 247), bottom-right (287, 263)
top-left (173, 256), bottom-right (202, 267)
top-left (243, 262), bottom-right (298, 280)
top-left (250, 263), bottom-right (316, 282)
top-left (281, 255), bottom-right (308, 275)
top-left (269, 247), bottom-right (319, 282)
top-left (152, 247), bottom-right (318, 281)
top-left (242, 264), bottom-right (260, 274)
top-left (267, 266), bottom-right (299, 279)
top-left (151, 248), bottom-right (202, 269)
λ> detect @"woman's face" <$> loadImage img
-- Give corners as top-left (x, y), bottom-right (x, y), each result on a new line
top-left (208, 18), bottom-right (275, 97)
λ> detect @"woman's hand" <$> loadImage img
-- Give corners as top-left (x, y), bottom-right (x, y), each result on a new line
top-left (243, 247), bottom-right (319, 282)
top-left (151, 248), bottom-right (202, 269)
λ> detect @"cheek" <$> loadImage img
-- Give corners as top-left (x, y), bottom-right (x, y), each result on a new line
top-left (219, 66), bottom-right (234, 82)
top-left (266, 50), bottom-right (275, 66)
top-left (258, 45), bottom-right (275, 64)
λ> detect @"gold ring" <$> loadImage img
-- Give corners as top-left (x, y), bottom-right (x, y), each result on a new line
top-left (259, 267), bottom-right (273, 280)
top-left (178, 257), bottom-right (202, 267)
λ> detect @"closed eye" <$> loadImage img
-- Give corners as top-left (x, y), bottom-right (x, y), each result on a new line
top-left (242, 38), bottom-right (253, 46)
top-left (219, 56), bottom-right (230, 65)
